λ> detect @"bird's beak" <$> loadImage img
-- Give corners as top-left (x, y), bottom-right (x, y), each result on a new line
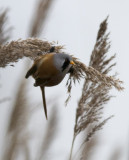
top-left (70, 60), bottom-right (75, 65)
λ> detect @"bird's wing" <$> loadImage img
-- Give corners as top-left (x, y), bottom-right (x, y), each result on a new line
top-left (25, 55), bottom-right (46, 79)
top-left (40, 86), bottom-right (48, 120)
top-left (25, 64), bottom-right (37, 79)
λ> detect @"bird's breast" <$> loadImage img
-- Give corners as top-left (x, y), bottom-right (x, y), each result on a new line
top-left (34, 54), bottom-right (60, 79)
top-left (45, 72), bottom-right (66, 87)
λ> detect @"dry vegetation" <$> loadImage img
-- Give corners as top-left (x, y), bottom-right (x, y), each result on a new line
top-left (69, 17), bottom-right (123, 160)
top-left (0, 1), bottom-right (124, 160)
top-left (0, 9), bottom-right (12, 44)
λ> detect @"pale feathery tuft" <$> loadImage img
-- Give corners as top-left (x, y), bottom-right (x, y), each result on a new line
top-left (69, 17), bottom-right (124, 160)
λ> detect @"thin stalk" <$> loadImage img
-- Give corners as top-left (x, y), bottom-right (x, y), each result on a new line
top-left (69, 134), bottom-right (76, 160)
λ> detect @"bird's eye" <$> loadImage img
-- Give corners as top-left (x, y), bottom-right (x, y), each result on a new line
top-left (62, 58), bottom-right (70, 71)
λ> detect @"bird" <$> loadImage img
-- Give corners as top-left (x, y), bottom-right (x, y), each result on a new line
top-left (25, 52), bottom-right (75, 119)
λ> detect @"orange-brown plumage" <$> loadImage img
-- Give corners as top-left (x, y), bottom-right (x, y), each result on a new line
top-left (25, 52), bottom-right (75, 119)
top-left (33, 53), bottom-right (59, 79)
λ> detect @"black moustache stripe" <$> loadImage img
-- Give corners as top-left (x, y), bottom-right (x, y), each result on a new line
top-left (62, 58), bottom-right (70, 71)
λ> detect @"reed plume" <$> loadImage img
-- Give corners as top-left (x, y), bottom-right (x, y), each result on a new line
top-left (29, 0), bottom-right (54, 37)
top-left (80, 126), bottom-right (99, 160)
top-left (0, 9), bottom-right (12, 104)
top-left (3, 0), bottom-right (55, 160)
top-left (0, 38), bottom-right (63, 67)
top-left (0, 9), bottom-right (12, 44)
top-left (69, 17), bottom-right (123, 160)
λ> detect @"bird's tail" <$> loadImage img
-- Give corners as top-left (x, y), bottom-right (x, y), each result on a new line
top-left (40, 86), bottom-right (48, 120)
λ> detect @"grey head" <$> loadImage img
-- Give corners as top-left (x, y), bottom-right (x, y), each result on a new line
top-left (53, 53), bottom-right (73, 73)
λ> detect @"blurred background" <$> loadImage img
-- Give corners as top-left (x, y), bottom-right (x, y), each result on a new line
top-left (0, 0), bottom-right (129, 160)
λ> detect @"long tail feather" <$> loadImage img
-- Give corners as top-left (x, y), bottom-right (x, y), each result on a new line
top-left (40, 86), bottom-right (48, 120)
